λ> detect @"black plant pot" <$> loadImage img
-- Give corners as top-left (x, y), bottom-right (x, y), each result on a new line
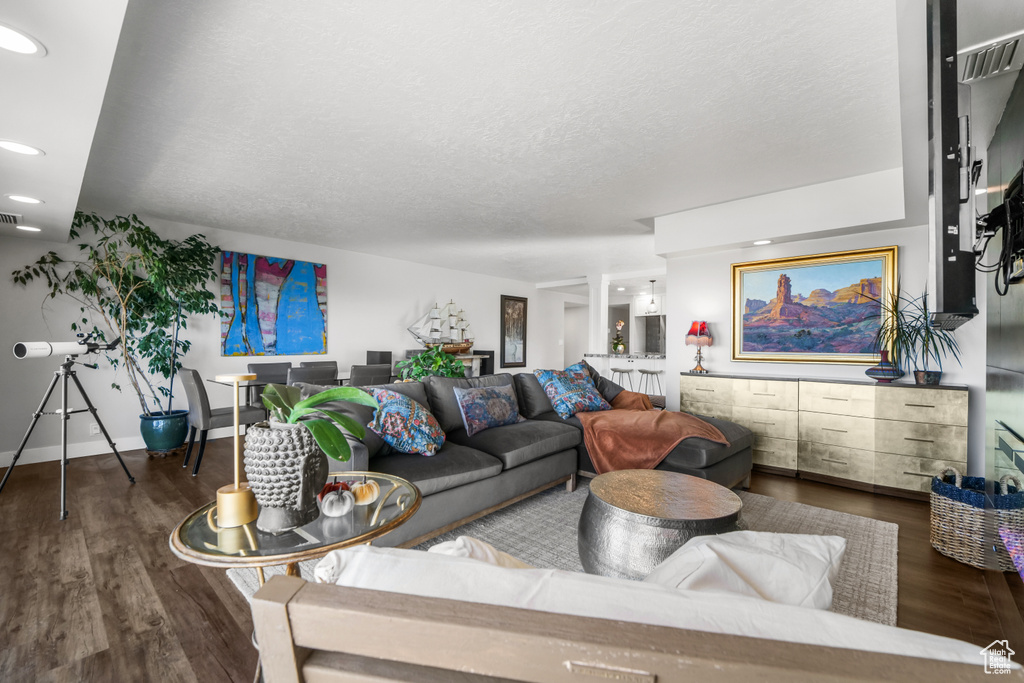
top-left (913, 370), bottom-right (942, 386)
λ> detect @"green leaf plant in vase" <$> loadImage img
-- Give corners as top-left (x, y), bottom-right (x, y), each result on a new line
top-left (611, 320), bottom-right (626, 354)
top-left (870, 284), bottom-right (961, 386)
top-left (395, 345), bottom-right (468, 381)
top-left (243, 383), bottom-right (377, 532)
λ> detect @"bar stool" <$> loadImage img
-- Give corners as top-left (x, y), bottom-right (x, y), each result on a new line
top-left (638, 368), bottom-right (663, 396)
top-left (610, 368), bottom-right (634, 390)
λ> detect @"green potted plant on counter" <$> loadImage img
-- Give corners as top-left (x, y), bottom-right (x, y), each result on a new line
top-left (395, 345), bottom-right (468, 381)
top-left (12, 210), bottom-right (220, 451)
top-left (611, 320), bottom-right (626, 354)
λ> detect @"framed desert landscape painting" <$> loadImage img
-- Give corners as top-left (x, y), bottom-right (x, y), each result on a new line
top-left (731, 246), bottom-right (897, 364)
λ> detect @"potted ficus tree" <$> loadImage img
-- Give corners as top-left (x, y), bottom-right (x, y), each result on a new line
top-left (12, 211), bottom-right (220, 451)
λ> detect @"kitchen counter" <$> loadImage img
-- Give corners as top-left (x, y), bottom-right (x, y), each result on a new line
top-left (583, 354), bottom-right (666, 392)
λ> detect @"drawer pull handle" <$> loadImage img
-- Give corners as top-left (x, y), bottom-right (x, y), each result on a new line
top-left (822, 428), bottom-right (848, 433)
top-left (904, 437), bottom-right (934, 443)
top-left (903, 471), bottom-right (933, 478)
top-left (822, 458), bottom-right (848, 465)
top-left (904, 403), bottom-right (935, 409)
top-left (753, 392), bottom-right (776, 397)
top-left (752, 421), bottom-right (775, 425)
top-left (822, 397), bottom-right (849, 402)
top-left (754, 450), bottom-right (775, 455)
top-left (695, 388), bottom-right (715, 392)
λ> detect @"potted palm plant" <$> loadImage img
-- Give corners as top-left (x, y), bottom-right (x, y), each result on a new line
top-left (872, 286), bottom-right (961, 385)
top-left (12, 211), bottom-right (220, 450)
top-left (244, 383), bottom-right (378, 532)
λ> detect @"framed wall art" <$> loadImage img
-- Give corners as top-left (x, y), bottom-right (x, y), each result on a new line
top-left (731, 246), bottom-right (897, 364)
top-left (221, 251), bottom-right (328, 356)
top-left (500, 295), bottom-right (527, 368)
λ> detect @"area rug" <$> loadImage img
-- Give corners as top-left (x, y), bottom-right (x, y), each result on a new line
top-left (228, 481), bottom-right (898, 625)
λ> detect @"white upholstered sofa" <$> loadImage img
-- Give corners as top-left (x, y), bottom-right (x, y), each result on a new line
top-left (251, 545), bottom-right (1015, 682)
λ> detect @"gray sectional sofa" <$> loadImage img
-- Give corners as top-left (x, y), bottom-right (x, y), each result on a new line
top-left (298, 368), bottom-right (752, 549)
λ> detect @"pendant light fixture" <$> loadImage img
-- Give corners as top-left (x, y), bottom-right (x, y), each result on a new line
top-left (646, 280), bottom-right (658, 315)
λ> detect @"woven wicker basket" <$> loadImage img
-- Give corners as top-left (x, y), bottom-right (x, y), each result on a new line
top-left (929, 467), bottom-right (1023, 572)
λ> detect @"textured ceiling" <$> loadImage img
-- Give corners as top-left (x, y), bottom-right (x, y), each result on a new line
top-left (75, 0), bottom-right (904, 283)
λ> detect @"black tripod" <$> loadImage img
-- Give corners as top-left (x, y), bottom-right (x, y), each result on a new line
top-left (0, 355), bottom-right (135, 520)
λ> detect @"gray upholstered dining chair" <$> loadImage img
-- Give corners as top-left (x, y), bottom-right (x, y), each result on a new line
top-left (347, 363), bottom-right (393, 386)
top-left (179, 368), bottom-right (265, 476)
top-left (299, 360), bottom-right (339, 376)
top-left (246, 361), bottom-right (292, 407)
top-left (286, 365), bottom-right (337, 385)
top-left (247, 361), bottom-right (292, 384)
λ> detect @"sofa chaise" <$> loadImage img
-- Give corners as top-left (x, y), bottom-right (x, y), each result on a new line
top-left (514, 368), bottom-right (754, 489)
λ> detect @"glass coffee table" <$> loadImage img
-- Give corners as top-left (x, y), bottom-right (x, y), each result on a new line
top-left (169, 471), bottom-right (420, 585)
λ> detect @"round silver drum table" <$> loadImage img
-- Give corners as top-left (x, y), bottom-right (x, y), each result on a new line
top-left (578, 469), bottom-right (743, 580)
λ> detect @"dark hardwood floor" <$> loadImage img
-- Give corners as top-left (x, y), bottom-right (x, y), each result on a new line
top-left (1, 439), bottom-right (1022, 681)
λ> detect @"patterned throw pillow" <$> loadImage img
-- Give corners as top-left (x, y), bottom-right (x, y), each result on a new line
top-left (453, 384), bottom-right (524, 437)
top-left (533, 363), bottom-right (612, 419)
top-left (368, 388), bottom-right (445, 456)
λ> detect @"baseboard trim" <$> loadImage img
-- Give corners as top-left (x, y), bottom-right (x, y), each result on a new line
top-left (752, 464), bottom-right (797, 478)
top-left (798, 471), bottom-right (928, 501)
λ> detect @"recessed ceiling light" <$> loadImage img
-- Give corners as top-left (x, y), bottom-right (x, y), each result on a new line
top-left (16, 225), bottom-right (41, 232)
top-left (0, 24), bottom-right (46, 56)
top-left (617, 287), bottom-right (625, 291)
top-left (0, 140), bottom-right (44, 156)
top-left (6, 194), bottom-right (42, 204)
top-left (753, 239), bottom-right (772, 246)
top-left (975, 187), bottom-right (988, 195)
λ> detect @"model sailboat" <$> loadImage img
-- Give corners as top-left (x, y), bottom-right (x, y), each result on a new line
top-left (408, 300), bottom-right (474, 354)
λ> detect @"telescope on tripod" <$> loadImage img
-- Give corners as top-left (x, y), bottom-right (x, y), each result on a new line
top-left (1, 333), bottom-right (135, 520)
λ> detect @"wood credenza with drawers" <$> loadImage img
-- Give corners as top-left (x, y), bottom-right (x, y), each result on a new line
top-left (679, 374), bottom-right (969, 499)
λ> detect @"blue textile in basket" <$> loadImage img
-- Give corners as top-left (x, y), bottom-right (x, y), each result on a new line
top-left (931, 473), bottom-right (1024, 510)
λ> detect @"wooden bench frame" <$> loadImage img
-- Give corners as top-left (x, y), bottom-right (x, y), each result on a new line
top-left (252, 575), bottom-right (1006, 682)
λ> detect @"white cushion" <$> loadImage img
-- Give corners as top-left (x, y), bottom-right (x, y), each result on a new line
top-left (427, 536), bottom-right (534, 569)
top-left (312, 545), bottom-right (990, 666)
top-left (642, 531), bottom-right (846, 610)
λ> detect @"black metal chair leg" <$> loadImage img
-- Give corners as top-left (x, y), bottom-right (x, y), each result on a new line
top-left (192, 431), bottom-right (209, 476)
top-left (183, 426), bottom-right (197, 468)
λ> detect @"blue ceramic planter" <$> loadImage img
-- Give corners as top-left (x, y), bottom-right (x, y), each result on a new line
top-left (140, 409), bottom-right (189, 452)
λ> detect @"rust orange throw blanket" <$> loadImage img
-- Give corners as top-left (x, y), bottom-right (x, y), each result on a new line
top-left (577, 391), bottom-right (730, 474)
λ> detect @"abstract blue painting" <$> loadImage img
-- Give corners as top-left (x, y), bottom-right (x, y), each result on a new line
top-left (220, 252), bottom-right (327, 356)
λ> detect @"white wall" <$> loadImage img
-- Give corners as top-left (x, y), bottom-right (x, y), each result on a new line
top-left (664, 225), bottom-right (988, 474)
top-left (563, 305), bottom-right (589, 367)
top-left (0, 219), bottom-right (567, 467)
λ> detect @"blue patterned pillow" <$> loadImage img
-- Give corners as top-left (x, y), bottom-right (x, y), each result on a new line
top-left (368, 388), bottom-right (445, 456)
top-left (453, 384), bottom-right (524, 437)
top-left (534, 363), bottom-right (611, 419)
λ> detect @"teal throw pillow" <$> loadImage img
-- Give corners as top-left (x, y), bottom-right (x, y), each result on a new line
top-left (453, 384), bottom-right (524, 437)
top-left (369, 388), bottom-right (445, 456)
top-left (533, 363), bottom-right (611, 419)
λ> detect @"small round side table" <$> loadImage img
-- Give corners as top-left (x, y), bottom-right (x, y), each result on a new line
top-left (578, 469), bottom-right (742, 580)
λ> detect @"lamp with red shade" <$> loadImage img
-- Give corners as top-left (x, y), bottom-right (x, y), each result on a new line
top-left (685, 321), bottom-right (712, 374)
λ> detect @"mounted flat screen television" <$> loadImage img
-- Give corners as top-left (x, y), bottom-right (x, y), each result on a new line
top-left (926, 0), bottom-right (979, 330)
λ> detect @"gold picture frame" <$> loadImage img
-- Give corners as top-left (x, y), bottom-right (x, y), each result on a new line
top-left (731, 246), bottom-right (898, 364)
